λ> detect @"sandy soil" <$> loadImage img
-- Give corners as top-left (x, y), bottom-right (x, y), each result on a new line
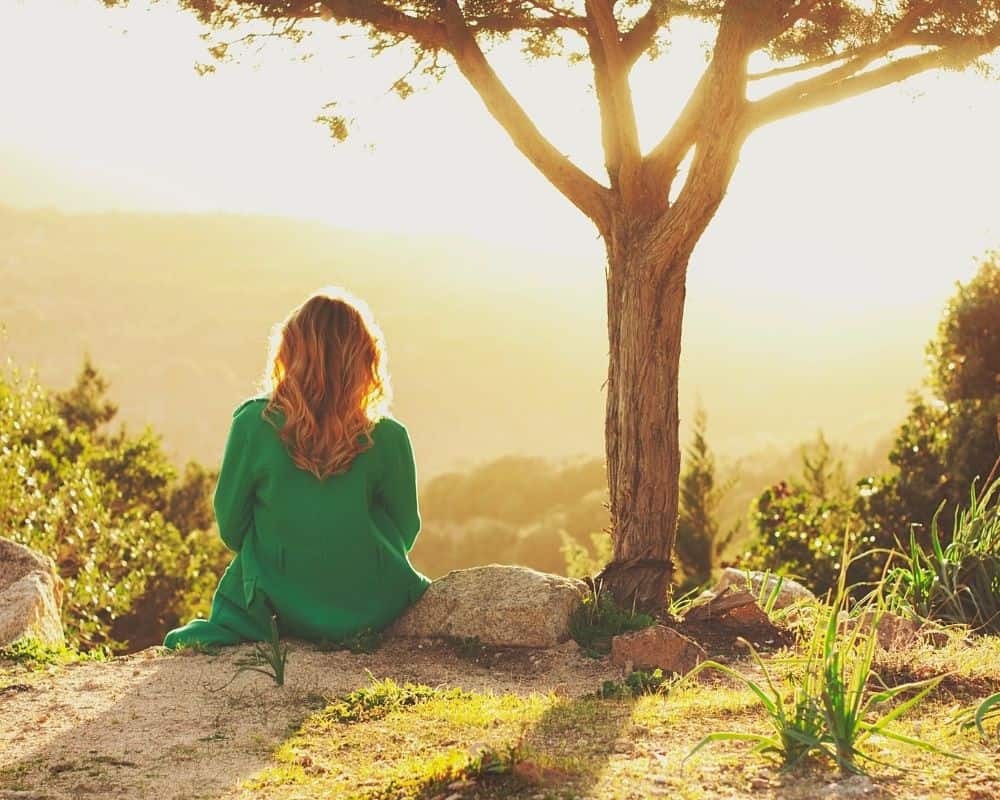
top-left (0, 638), bottom-right (618, 800)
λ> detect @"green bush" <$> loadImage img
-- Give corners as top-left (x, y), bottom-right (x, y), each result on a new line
top-left (746, 256), bottom-right (1000, 596)
top-left (0, 359), bottom-right (227, 651)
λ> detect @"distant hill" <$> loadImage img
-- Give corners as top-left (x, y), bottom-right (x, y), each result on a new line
top-left (0, 205), bottom-right (929, 476)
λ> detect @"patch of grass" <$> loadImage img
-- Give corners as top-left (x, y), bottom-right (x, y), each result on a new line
top-left (320, 673), bottom-right (469, 725)
top-left (0, 637), bottom-right (110, 669)
top-left (246, 685), bottom-right (562, 798)
top-left (172, 640), bottom-right (222, 656)
top-left (569, 581), bottom-right (655, 657)
top-left (683, 544), bottom-right (959, 775)
top-left (597, 668), bottom-right (673, 699)
top-left (953, 692), bottom-right (1000, 742)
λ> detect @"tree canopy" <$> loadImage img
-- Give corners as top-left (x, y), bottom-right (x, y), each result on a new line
top-left (106, 1), bottom-right (1000, 235)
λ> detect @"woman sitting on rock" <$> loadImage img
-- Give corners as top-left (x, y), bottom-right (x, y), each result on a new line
top-left (163, 287), bottom-right (432, 649)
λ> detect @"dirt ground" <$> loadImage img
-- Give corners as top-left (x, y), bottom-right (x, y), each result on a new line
top-left (2, 636), bottom-right (997, 800)
top-left (0, 638), bottom-right (617, 800)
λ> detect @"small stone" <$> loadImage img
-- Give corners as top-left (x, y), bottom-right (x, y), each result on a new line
top-left (512, 760), bottom-right (544, 784)
top-left (821, 775), bottom-right (876, 798)
top-left (610, 625), bottom-right (706, 675)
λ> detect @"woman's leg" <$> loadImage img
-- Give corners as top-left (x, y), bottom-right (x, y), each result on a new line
top-left (162, 554), bottom-right (270, 649)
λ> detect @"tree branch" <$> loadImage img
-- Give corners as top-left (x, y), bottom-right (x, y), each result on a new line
top-left (620, 3), bottom-right (662, 67)
top-left (750, 32), bottom-right (1000, 128)
top-left (586, 0), bottom-right (642, 205)
top-left (641, 69), bottom-right (709, 198)
top-left (438, 0), bottom-right (612, 231)
top-left (318, 0), bottom-right (448, 49)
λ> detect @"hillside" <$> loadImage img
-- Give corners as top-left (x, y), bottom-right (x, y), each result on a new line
top-left (0, 205), bottom-right (929, 476)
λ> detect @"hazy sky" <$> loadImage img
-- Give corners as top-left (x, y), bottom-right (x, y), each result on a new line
top-left (1, 0), bottom-right (999, 458)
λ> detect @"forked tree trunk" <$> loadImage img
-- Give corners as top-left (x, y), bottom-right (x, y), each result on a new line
top-left (595, 219), bottom-right (694, 613)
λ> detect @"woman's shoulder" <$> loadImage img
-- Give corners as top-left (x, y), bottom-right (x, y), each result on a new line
top-left (230, 395), bottom-right (273, 430)
top-left (372, 414), bottom-right (407, 437)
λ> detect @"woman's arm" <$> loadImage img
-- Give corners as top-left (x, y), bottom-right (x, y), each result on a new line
top-left (213, 402), bottom-right (260, 552)
top-left (376, 420), bottom-right (422, 553)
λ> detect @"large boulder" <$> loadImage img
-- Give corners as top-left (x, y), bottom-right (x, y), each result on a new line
top-left (712, 568), bottom-right (816, 611)
top-left (387, 564), bottom-right (587, 648)
top-left (0, 538), bottom-right (65, 647)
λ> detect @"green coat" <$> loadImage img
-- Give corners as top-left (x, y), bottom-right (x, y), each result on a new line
top-left (163, 398), bottom-right (432, 649)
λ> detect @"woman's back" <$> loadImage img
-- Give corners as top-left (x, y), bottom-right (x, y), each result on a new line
top-left (162, 288), bottom-right (431, 650)
top-left (224, 398), bottom-right (431, 640)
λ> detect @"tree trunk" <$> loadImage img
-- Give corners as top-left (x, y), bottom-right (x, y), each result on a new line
top-left (596, 219), bottom-right (694, 613)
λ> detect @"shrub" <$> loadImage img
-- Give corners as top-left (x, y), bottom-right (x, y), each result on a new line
top-left (0, 359), bottom-right (225, 651)
top-left (685, 550), bottom-right (954, 774)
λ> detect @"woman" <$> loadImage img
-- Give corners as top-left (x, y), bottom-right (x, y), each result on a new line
top-left (163, 287), bottom-right (432, 649)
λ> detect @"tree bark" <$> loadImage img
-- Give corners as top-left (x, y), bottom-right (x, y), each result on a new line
top-left (596, 216), bottom-right (694, 614)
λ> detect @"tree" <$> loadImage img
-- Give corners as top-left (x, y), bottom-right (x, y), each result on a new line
top-left (749, 256), bottom-right (1000, 594)
top-left (675, 403), bottom-right (737, 585)
top-left (858, 255), bottom-right (1000, 543)
top-left (800, 430), bottom-right (847, 502)
top-left (103, 0), bottom-right (1000, 611)
top-left (53, 355), bottom-right (118, 434)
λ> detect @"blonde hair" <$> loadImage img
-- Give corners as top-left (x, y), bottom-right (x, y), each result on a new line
top-left (262, 287), bottom-right (391, 479)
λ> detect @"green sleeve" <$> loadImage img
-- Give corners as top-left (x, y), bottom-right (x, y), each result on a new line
top-left (377, 421), bottom-right (422, 552)
top-left (213, 403), bottom-right (260, 552)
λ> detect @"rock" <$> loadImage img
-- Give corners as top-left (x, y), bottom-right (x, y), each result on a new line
top-left (712, 568), bottom-right (816, 611)
top-left (0, 538), bottom-right (64, 647)
top-left (820, 775), bottom-right (876, 799)
top-left (850, 611), bottom-right (922, 651)
top-left (386, 564), bottom-right (587, 648)
top-left (684, 590), bottom-right (770, 630)
top-left (610, 625), bottom-right (706, 675)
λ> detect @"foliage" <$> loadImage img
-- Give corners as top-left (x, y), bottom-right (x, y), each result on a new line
top-left (685, 551), bottom-right (955, 774)
top-left (561, 529), bottom-right (614, 579)
top-left (888, 478), bottom-right (1000, 633)
top-left (928, 252), bottom-right (1000, 406)
top-left (569, 581), bottom-right (656, 657)
top-left (748, 258), bottom-right (1000, 594)
top-left (0, 636), bottom-right (111, 669)
top-left (857, 258), bottom-right (1000, 548)
top-left (0, 358), bottom-right (226, 651)
top-left (52, 355), bottom-right (118, 433)
top-left (955, 693), bottom-right (1000, 741)
top-left (228, 614), bottom-right (289, 687)
top-left (675, 404), bottom-right (739, 587)
top-left (745, 478), bottom-right (867, 596)
top-left (597, 668), bottom-right (672, 699)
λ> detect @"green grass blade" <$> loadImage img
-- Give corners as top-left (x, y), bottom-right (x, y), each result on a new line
top-left (684, 732), bottom-right (782, 764)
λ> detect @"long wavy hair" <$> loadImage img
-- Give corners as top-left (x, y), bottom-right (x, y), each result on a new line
top-left (262, 287), bottom-right (392, 479)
